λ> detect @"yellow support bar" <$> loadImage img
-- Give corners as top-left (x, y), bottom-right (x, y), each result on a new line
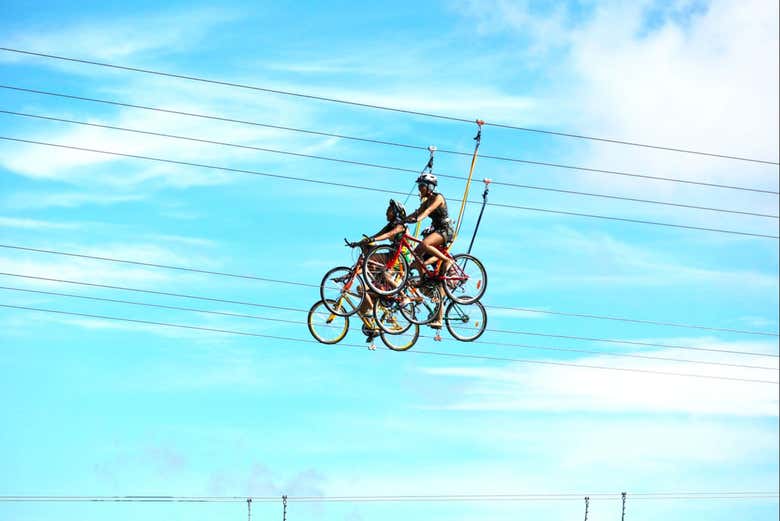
top-left (452, 120), bottom-right (484, 247)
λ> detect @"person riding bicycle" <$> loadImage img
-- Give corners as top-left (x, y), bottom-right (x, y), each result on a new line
top-left (353, 199), bottom-right (408, 346)
top-left (403, 173), bottom-right (452, 332)
top-left (405, 173), bottom-right (453, 277)
top-left (359, 199), bottom-right (408, 246)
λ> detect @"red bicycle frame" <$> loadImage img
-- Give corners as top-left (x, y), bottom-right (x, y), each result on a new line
top-left (384, 232), bottom-right (467, 285)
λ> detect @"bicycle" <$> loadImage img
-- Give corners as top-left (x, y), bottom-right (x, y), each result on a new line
top-left (443, 298), bottom-right (487, 342)
top-left (307, 298), bottom-right (420, 351)
top-left (396, 268), bottom-right (443, 325)
top-left (318, 239), bottom-right (370, 317)
top-left (362, 230), bottom-right (487, 305)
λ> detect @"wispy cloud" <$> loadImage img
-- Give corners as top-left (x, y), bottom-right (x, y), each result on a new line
top-left (1, 7), bottom-right (239, 63)
top-left (418, 338), bottom-right (779, 416)
top-left (143, 234), bottom-right (217, 248)
top-left (4, 191), bottom-right (145, 210)
top-left (449, 0), bottom-right (779, 240)
top-left (0, 216), bottom-right (81, 230)
top-left (484, 225), bottom-right (779, 294)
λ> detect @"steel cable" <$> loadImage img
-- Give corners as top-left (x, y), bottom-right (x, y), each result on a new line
top-left (2, 47), bottom-right (778, 165)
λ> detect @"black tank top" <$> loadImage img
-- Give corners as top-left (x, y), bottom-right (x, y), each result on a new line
top-left (426, 193), bottom-right (449, 229)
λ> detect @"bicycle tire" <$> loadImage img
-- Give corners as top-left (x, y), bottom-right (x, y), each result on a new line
top-left (442, 253), bottom-right (487, 304)
top-left (320, 266), bottom-right (365, 317)
top-left (307, 299), bottom-right (349, 344)
top-left (372, 296), bottom-right (414, 335)
top-left (445, 299), bottom-right (487, 342)
top-left (380, 324), bottom-right (420, 351)
top-left (399, 275), bottom-right (443, 325)
top-left (362, 244), bottom-right (408, 296)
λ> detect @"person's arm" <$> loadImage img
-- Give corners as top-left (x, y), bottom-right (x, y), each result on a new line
top-left (359, 223), bottom-right (392, 245)
top-left (371, 223), bottom-right (405, 242)
top-left (407, 194), bottom-right (444, 223)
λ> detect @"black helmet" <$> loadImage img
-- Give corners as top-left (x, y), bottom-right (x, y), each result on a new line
top-left (387, 199), bottom-right (407, 222)
top-left (416, 173), bottom-right (438, 191)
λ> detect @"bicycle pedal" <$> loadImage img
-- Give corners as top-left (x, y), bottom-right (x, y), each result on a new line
top-left (368, 343), bottom-right (376, 351)
top-left (433, 333), bottom-right (442, 342)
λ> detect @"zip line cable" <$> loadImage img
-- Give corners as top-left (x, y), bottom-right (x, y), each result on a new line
top-left (3, 109), bottom-right (776, 219)
top-left (0, 285), bottom-right (311, 327)
top-left (0, 272), bottom-right (312, 312)
top-left (1, 247), bottom-right (777, 340)
top-left (2, 137), bottom-right (778, 239)
top-left (483, 327), bottom-right (779, 357)
top-left (3, 271), bottom-right (778, 359)
top-left (1, 303), bottom-right (777, 384)
top-left (2, 85), bottom-right (778, 196)
top-left (2, 47), bottom-right (778, 165)
top-left (0, 272), bottom-right (780, 358)
top-left (487, 304), bottom-right (780, 338)
top-left (3, 284), bottom-right (775, 371)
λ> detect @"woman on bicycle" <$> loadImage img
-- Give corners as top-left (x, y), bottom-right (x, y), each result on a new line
top-left (404, 173), bottom-right (452, 332)
top-left (354, 199), bottom-right (408, 345)
top-left (405, 173), bottom-right (453, 274)
top-left (360, 199), bottom-right (408, 245)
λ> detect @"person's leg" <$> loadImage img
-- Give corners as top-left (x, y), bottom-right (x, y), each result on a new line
top-left (421, 232), bottom-right (451, 278)
top-left (359, 291), bottom-right (374, 316)
top-left (429, 285), bottom-right (446, 329)
top-left (361, 292), bottom-right (379, 349)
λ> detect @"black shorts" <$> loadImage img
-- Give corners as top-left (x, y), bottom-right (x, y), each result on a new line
top-left (423, 223), bottom-right (454, 245)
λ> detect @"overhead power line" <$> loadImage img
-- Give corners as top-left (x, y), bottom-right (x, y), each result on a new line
top-left (4, 284), bottom-right (775, 371)
top-left (3, 109), bottom-right (776, 219)
top-left (485, 327), bottom-right (779, 358)
top-left (0, 492), bottom-right (776, 503)
top-left (1, 304), bottom-right (777, 384)
top-left (2, 137), bottom-right (778, 239)
top-left (2, 245), bottom-right (778, 340)
top-left (487, 304), bottom-right (780, 337)
top-left (2, 47), bottom-right (778, 165)
top-left (0, 272), bottom-right (310, 312)
top-left (3, 271), bottom-right (777, 360)
top-left (2, 84), bottom-right (778, 195)
top-left (7, 270), bottom-right (772, 339)
top-left (5, 272), bottom-right (777, 360)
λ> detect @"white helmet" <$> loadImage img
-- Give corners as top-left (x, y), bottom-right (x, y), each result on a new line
top-left (416, 173), bottom-right (438, 191)
top-left (387, 199), bottom-right (407, 222)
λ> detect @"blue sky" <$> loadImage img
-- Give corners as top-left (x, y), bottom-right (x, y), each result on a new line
top-left (0, 1), bottom-right (778, 520)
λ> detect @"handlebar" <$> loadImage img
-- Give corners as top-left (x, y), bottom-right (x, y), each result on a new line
top-left (345, 236), bottom-right (373, 248)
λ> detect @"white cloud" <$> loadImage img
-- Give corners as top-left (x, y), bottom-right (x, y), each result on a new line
top-left (484, 225), bottom-right (779, 293)
top-left (0, 216), bottom-right (81, 230)
top-left (0, 72), bottom-right (353, 192)
top-left (144, 234), bottom-right (216, 248)
top-left (0, 240), bottom-right (224, 289)
top-left (321, 416), bottom-right (777, 498)
top-left (1, 7), bottom-right (238, 63)
top-left (418, 338), bottom-right (779, 416)
top-left (4, 191), bottom-right (145, 209)
top-left (738, 316), bottom-right (780, 329)
top-left (449, 0), bottom-right (779, 241)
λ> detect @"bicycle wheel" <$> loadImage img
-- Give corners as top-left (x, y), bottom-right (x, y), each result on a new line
top-left (399, 275), bottom-right (443, 325)
top-left (362, 244), bottom-right (408, 296)
top-left (442, 253), bottom-right (487, 304)
top-left (372, 296), bottom-right (413, 335)
top-left (320, 266), bottom-right (365, 317)
top-left (307, 299), bottom-right (349, 344)
top-left (380, 324), bottom-right (420, 351)
top-left (444, 299), bottom-right (487, 342)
